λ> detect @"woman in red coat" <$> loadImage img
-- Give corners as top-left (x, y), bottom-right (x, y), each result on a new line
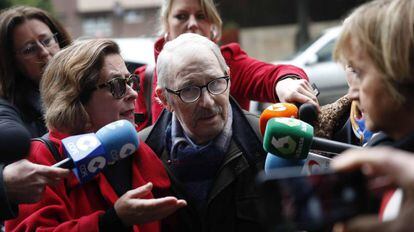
top-left (6, 39), bottom-right (186, 232)
top-left (134, 0), bottom-right (319, 130)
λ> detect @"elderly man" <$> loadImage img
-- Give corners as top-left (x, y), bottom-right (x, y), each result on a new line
top-left (139, 33), bottom-right (266, 232)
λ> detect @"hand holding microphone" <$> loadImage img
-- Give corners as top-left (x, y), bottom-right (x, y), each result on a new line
top-left (53, 120), bottom-right (139, 183)
top-left (3, 159), bottom-right (69, 204)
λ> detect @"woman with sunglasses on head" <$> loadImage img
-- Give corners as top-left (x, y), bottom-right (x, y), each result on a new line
top-left (134, 0), bottom-right (319, 130)
top-left (0, 6), bottom-right (72, 138)
top-left (6, 39), bottom-right (186, 232)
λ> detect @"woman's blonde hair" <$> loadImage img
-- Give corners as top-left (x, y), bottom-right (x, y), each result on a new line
top-left (41, 39), bottom-right (120, 134)
top-left (159, 0), bottom-right (222, 42)
top-left (334, 0), bottom-right (414, 105)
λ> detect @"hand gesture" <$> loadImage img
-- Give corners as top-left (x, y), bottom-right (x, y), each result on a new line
top-left (115, 182), bottom-right (187, 226)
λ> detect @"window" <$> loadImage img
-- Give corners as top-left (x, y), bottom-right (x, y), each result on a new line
top-left (82, 17), bottom-right (113, 37)
top-left (124, 11), bottom-right (144, 24)
top-left (316, 39), bottom-right (335, 63)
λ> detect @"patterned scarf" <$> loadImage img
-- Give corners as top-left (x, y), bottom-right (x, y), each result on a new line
top-left (165, 105), bottom-right (233, 210)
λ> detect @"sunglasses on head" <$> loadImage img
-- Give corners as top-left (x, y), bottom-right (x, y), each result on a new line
top-left (94, 74), bottom-right (140, 99)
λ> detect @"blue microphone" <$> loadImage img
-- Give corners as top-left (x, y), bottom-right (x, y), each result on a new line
top-left (265, 153), bottom-right (305, 173)
top-left (53, 120), bottom-right (139, 183)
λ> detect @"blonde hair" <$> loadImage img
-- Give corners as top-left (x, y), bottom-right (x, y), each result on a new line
top-left (334, 0), bottom-right (414, 105)
top-left (41, 39), bottom-right (119, 134)
top-left (159, 0), bottom-right (222, 42)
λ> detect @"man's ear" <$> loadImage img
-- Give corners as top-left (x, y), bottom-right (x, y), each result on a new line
top-left (155, 87), bottom-right (173, 112)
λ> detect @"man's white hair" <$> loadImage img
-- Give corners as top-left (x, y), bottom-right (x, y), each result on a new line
top-left (156, 33), bottom-right (228, 89)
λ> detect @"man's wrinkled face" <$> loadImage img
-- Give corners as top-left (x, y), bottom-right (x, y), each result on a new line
top-left (160, 49), bottom-right (230, 145)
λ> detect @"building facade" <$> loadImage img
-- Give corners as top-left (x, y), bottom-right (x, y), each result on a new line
top-left (51, 0), bottom-right (161, 38)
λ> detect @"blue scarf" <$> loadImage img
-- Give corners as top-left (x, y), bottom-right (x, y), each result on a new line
top-left (166, 106), bottom-right (233, 209)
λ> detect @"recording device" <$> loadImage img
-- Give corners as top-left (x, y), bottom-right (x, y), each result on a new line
top-left (263, 117), bottom-right (359, 160)
top-left (53, 120), bottom-right (139, 183)
top-left (259, 103), bottom-right (298, 135)
top-left (1, 127), bottom-right (30, 164)
top-left (260, 103), bottom-right (300, 171)
top-left (265, 153), bottom-right (304, 173)
top-left (257, 167), bottom-right (378, 231)
top-left (298, 103), bottom-right (318, 127)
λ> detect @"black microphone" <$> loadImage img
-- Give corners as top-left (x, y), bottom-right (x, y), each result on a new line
top-left (311, 137), bottom-right (360, 154)
top-left (0, 122), bottom-right (31, 163)
top-left (299, 103), bottom-right (318, 127)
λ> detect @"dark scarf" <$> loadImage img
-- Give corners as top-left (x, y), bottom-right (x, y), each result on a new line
top-left (166, 106), bottom-right (233, 210)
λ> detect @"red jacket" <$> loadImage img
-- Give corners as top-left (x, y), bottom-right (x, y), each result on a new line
top-left (5, 130), bottom-right (171, 232)
top-left (134, 37), bottom-right (308, 131)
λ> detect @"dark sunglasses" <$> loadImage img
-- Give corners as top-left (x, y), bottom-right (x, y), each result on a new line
top-left (94, 74), bottom-right (140, 99)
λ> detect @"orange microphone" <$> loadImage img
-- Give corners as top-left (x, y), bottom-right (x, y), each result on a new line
top-left (259, 103), bottom-right (298, 135)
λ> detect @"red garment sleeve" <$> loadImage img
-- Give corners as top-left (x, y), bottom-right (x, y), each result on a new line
top-left (134, 65), bottom-right (152, 131)
top-left (221, 43), bottom-right (308, 109)
top-left (5, 141), bottom-right (103, 232)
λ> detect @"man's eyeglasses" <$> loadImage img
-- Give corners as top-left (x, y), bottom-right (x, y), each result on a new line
top-left (166, 76), bottom-right (230, 103)
top-left (95, 74), bottom-right (140, 99)
top-left (15, 33), bottom-right (59, 58)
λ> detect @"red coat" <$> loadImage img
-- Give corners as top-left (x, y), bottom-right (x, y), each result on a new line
top-left (134, 37), bottom-right (308, 131)
top-left (5, 130), bottom-right (171, 232)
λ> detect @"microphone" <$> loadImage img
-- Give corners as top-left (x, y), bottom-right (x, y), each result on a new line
top-left (298, 103), bottom-right (318, 127)
top-left (259, 103), bottom-right (298, 135)
top-left (0, 124), bottom-right (31, 164)
top-left (265, 153), bottom-right (305, 173)
top-left (260, 103), bottom-right (300, 170)
top-left (263, 117), bottom-right (359, 160)
top-left (52, 120), bottom-right (139, 183)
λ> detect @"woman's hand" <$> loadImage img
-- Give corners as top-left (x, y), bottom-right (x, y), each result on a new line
top-left (275, 77), bottom-right (320, 109)
top-left (114, 182), bottom-right (187, 226)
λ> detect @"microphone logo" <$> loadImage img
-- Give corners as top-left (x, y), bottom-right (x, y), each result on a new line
top-left (271, 136), bottom-right (297, 156)
top-left (87, 156), bottom-right (106, 173)
top-left (119, 143), bottom-right (137, 159)
top-left (270, 104), bottom-right (287, 112)
top-left (76, 135), bottom-right (99, 152)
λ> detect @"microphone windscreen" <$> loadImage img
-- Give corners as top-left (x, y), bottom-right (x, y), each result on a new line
top-left (263, 117), bottom-right (314, 160)
top-left (1, 126), bottom-right (31, 163)
top-left (265, 153), bottom-right (305, 173)
top-left (298, 103), bottom-right (318, 127)
top-left (259, 103), bottom-right (298, 135)
top-left (96, 120), bottom-right (139, 164)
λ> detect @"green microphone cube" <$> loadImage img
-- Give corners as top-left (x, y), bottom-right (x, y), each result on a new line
top-left (263, 117), bottom-right (314, 159)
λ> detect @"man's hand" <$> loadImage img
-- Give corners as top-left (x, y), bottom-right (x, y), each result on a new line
top-left (115, 182), bottom-right (187, 226)
top-left (3, 159), bottom-right (70, 204)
